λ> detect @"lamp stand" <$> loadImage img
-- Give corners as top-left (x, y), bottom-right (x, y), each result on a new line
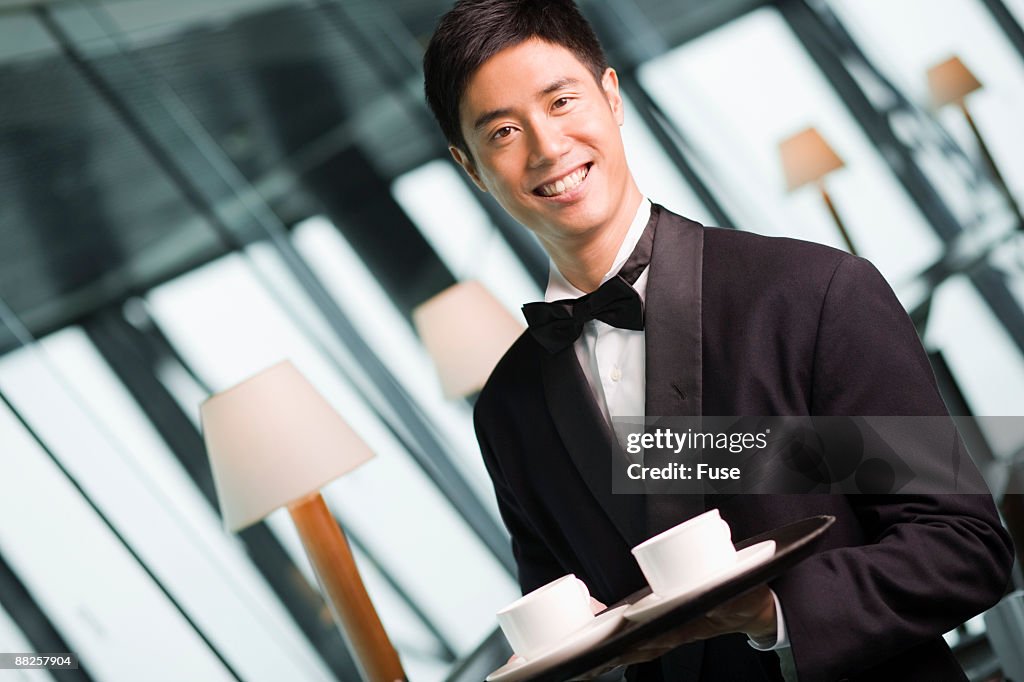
top-left (958, 101), bottom-right (1024, 231)
top-left (818, 180), bottom-right (858, 255)
top-left (289, 493), bottom-right (406, 682)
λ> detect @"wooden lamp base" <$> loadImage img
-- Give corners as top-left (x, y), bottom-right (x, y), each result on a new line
top-left (289, 493), bottom-right (406, 682)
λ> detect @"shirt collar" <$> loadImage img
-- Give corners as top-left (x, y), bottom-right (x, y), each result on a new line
top-left (545, 198), bottom-right (652, 302)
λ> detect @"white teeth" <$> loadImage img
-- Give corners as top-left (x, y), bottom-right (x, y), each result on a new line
top-left (539, 165), bottom-right (589, 197)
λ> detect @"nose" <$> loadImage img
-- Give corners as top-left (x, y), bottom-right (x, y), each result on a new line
top-left (527, 119), bottom-right (570, 168)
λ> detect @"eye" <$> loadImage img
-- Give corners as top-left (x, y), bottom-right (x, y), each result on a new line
top-left (553, 97), bottom-right (570, 109)
top-left (491, 126), bottom-right (514, 140)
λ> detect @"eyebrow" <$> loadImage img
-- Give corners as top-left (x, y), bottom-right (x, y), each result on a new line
top-left (471, 77), bottom-right (582, 132)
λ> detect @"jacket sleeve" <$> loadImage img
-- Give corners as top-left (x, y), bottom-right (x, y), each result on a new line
top-left (474, 401), bottom-right (567, 595)
top-left (777, 255), bottom-right (1014, 682)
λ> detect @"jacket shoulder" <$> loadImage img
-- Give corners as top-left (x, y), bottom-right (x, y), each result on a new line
top-left (654, 204), bottom-right (853, 285)
top-left (702, 224), bottom-right (851, 281)
top-left (476, 329), bottom-right (542, 418)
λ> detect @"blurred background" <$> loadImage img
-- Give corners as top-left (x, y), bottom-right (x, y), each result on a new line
top-left (2, 0), bottom-right (1024, 680)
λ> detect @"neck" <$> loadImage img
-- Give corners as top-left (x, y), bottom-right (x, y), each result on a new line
top-left (544, 182), bottom-right (644, 293)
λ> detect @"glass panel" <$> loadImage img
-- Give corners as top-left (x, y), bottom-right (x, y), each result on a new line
top-left (0, 14), bottom-right (56, 61)
top-left (1007, 0), bottom-right (1024, 26)
top-left (828, 0), bottom-right (1024, 211)
top-left (292, 216), bottom-right (499, 509)
top-left (0, 385), bottom-right (234, 681)
top-left (145, 249), bottom-right (519, 671)
top-left (0, 602), bottom-right (57, 682)
top-left (2, 2), bottom-right (520, 679)
top-left (816, 0), bottom-right (1024, 446)
top-left (619, 93), bottom-right (714, 225)
top-left (926, 271), bottom-right (1024, 444)
top-left (0, 329), bottom-right (334, 681)
top-left (637, 7), bottom-right (943, 291)
top-left (392, 159), bottom-right (542, 315)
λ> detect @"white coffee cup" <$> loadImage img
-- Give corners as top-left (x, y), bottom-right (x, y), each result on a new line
top-left (495, 574), bottom-right (594, 660)
top-left (631, 508), bottom-right (737, 596)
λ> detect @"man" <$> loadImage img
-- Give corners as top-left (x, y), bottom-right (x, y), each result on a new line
top-left (422, 1), bottom-right (1014, 680)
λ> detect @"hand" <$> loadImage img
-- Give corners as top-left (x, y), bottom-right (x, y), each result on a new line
top-left (648, 584), bottom-right (777, 646)
top-left (572, 586), bottom-right (777, 680)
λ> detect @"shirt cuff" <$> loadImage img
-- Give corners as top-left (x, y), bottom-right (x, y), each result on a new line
top-left (747, 588), bottom-right (790, 651)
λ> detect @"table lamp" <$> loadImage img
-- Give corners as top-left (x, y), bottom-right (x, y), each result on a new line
top-left (201, 360), bottom-right (405, 682)
top-left (779, 126), bottom-right (857, 255)
top-left (928, 55), bottom-right (1022, 230)
top-left (413, 281), bottom-right (525, 399)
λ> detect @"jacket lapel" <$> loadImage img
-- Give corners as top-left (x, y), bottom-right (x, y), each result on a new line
top-left (644, 205), bottom-right (706, 533)
top-left (542, 344), bottom-right (649, 549)
top-left (642, 205), bottom-right (708, 679)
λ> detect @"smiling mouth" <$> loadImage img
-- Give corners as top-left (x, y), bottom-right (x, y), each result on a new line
top-left (534, 164), bottom-right (591, 197)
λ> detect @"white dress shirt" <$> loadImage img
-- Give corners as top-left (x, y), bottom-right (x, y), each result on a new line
top-left (545, 200), bottom-right (651, 433)
top-left (544, 198), bottom-right (790, 651)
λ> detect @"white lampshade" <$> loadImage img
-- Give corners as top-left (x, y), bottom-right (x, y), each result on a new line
top-left (928, 55), bottom-right (982, 108)
top-left (779, 126), bottom-right (845, 192)
top-left (200, 360), bottom-right (374, 532)
top-left (413, 281), bottom-right (525, 399)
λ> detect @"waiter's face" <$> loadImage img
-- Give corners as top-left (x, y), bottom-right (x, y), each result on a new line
top-left (451, 38), bottom-right (631, 248)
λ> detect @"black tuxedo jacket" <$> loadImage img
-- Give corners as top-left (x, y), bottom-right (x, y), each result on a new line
top-left (474, 205), bottom-right (1014, 681)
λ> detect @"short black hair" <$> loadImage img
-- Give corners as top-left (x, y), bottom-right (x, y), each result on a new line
top-left (423, 0), bottom-right (609, 153)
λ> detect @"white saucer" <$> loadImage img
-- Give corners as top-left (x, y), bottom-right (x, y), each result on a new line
top-left (623, 540), bottom-right (777, 623)
top-left (485, 605), bottom-right (629, 682)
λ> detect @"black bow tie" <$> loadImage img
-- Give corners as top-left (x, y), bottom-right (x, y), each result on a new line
top-left (522, 205), bottom-right (658, 354)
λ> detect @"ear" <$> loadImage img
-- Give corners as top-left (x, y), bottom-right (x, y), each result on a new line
top-left (449, 145), bottom-right (488, 192)
top-left (601, 67), bottom-right (625, 126)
